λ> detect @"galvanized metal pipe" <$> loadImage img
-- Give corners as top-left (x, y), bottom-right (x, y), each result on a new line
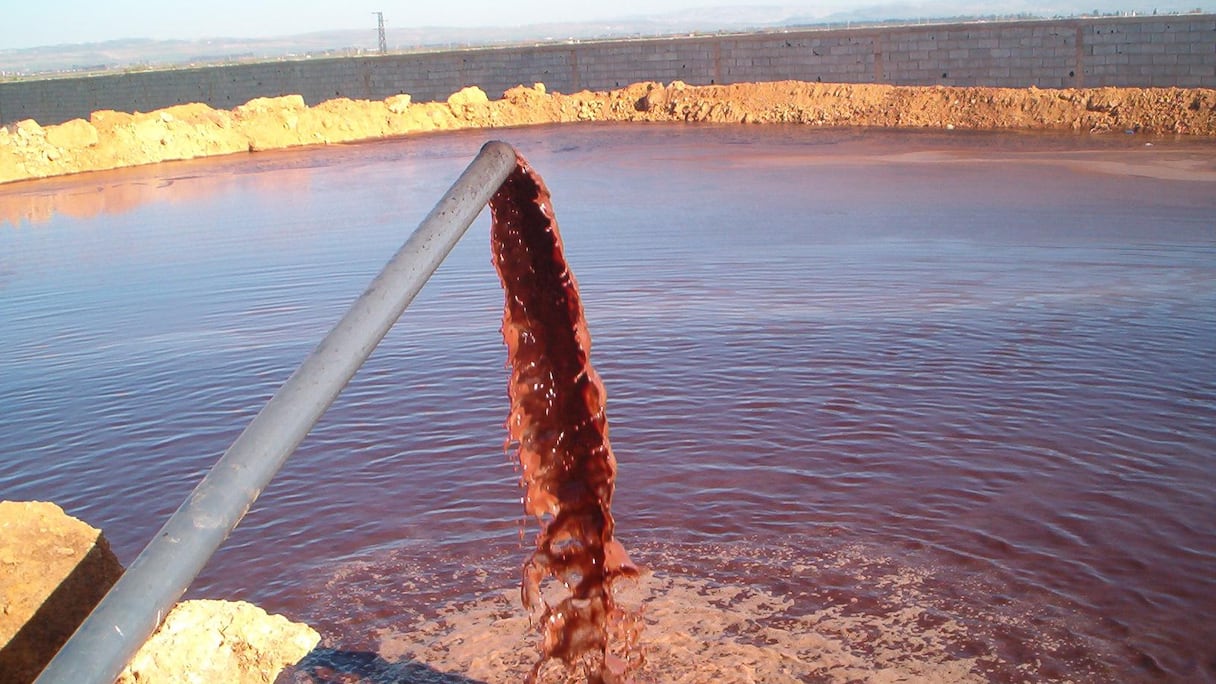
top-left (35, 140), bottom-right (519, 684)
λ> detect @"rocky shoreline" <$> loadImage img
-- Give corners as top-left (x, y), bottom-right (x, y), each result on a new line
top-left (2, 80), bottom-right (1215, 185)
top-left (0, 501), bottom-right (317, 683)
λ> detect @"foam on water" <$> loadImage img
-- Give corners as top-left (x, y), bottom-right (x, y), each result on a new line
top-left (284, 533), bottom-right (1131, 683)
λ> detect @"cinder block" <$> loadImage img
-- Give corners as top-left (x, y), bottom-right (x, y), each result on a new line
top-left (1161, 41), bottom-right (1194, 56)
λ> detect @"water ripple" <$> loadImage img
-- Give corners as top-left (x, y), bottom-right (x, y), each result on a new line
top-left (2, 126), bottom-right (1214, 681)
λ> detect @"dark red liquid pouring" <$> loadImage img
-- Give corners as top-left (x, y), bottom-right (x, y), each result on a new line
top-left (489, 151), bottom-right (641, 683)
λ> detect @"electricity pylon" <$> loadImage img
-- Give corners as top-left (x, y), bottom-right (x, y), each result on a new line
top-left (373, 12), bottom-right (387, 54)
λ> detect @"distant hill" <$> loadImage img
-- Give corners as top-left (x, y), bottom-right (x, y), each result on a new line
top-left (2, 2), bottom-right (1210, 78)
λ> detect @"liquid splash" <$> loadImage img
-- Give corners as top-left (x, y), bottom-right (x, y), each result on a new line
top-left (488, 151), bottom-right (641, 683)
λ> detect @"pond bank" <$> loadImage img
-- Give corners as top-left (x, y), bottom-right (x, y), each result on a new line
top-left (2, 79), bottom-right (1215, 185)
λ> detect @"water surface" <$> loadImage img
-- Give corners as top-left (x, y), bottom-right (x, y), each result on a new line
top-left (2, 124), bottom-right (1214, 682)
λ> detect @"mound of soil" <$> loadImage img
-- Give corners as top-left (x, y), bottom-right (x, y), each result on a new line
top-left (2, 80), bottom-right (1214, 184)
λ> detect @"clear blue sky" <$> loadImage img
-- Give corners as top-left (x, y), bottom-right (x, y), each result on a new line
top-left (0, 1), bottom-right (847, 50)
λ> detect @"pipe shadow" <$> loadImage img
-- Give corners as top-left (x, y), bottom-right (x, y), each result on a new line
top-left (284, 647), bottom-right (489, 684)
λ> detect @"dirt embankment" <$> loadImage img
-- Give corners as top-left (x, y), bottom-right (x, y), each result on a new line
top-left (2, 80), bottom-right (1215, 184)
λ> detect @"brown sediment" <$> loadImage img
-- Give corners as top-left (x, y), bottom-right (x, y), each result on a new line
top-left (489, 152), bottom-right (640, 683)
top-left (2, 80), bottom-right (1215, 185)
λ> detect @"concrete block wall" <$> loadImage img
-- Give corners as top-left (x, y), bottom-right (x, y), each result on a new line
top-left (2, 14), bottom-right (1213, 126)
top-left (718, 34), bottom-right (879, 84)
top-left (880, 24), bottom-right (1081, 88)
top-left (1086, 17), bottom-right (1216, 87)
top-left (574, 40), bottom-right (717, 90)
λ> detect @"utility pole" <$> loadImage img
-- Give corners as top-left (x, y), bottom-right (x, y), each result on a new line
top-left (373, 11), bottom-right (387, 54)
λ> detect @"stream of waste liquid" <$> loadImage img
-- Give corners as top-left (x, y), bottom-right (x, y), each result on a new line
top-left (488, 151), bottom-right (643, 683)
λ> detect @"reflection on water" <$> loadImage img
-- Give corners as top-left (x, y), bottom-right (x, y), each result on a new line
top-left (2, 125), bottom-right (1215, 682)
top-left (4, 128), bottom-right (1215, 231)
top-left (0, 147), bottom-right (337, 229)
